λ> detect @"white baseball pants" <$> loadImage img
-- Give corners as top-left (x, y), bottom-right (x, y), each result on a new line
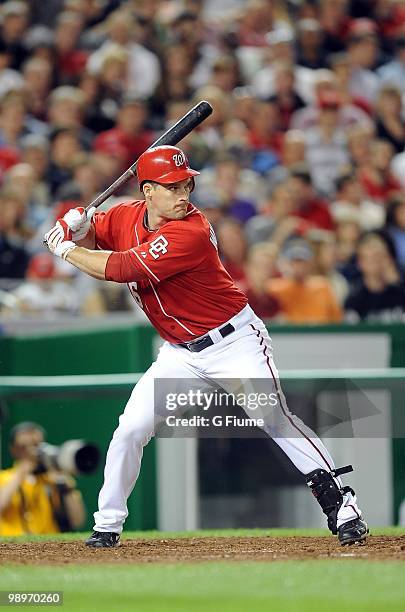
top-left (93, 305), bottom-right (357, 533)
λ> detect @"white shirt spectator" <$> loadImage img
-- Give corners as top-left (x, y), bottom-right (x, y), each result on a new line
top-left (88, 41), bottom-right (161, 99)
top-left (291, 103), bottom-right (373, 131)
top-left (349, 67), bottom-right (380, 104)
top-left (13, 280), bottom-right (81, 315)
top-left (251, 64), bottom-right (315, 104)
top-left (331, 199), bottom-right (386, 231)
top-left (305, 128), bottom-right (350, 196)
top-left (391, 150), bottom-right (405, 188)
top-left (0, 67), bottom-right (25, 98)
top-left (377, 59), bottom-right (405, 92)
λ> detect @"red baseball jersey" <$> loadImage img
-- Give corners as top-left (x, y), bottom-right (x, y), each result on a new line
top-left (93, 200), bottom-right (248, 343)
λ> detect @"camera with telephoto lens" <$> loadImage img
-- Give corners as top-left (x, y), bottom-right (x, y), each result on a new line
top-left (36, 440), bottom-right (100, 475)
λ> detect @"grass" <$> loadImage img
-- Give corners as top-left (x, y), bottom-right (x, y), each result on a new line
top-left (1, 529), bottom-right (404, 612)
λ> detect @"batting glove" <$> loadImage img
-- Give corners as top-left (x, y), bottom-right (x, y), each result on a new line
top-left (44, 220), bottom-right (77, 260)
top-left (62, 206), bottom-right (95, 241)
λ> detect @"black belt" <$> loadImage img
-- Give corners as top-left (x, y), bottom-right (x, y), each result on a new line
top-left (179, 323), bottom-right (235, 352)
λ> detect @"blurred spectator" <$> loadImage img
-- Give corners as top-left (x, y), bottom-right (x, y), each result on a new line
top-left (328, 51), bottom-right (372, 114)
top-left (267, 239), bottom-right (343, 323)
top-left (309, 229), bottom-right (350, 305)
top-left (22, 57), bottom-right (53, 121)
top-left (286, 165), bottom-right (335, 231)
top-left (78, 71), bottom-right (115, 134)
top-left (0, 90), bottom-right (46, 151)
top-left (237, 0), bottom-right (283, 48)
top-left (29, 2), bottom-right (65, 28)
top-left (345, 232), bottom-right (405, 322)
top-left (0, 37), bottom-right (25, 97)
top-left (268, 61), bottom-right (306, 131)
top-left (319, 0), bottom-right (351, 54)
top-left (377, 34), bottom-right (405, 91)
top-left (346, 123), bottom-right (375, 169)
top-left (373, 85), bottom-right (405, 154)
top-left (391, 147), bottom-right (405, 190)
top-left (69, 154), bottom-right (103, 204)
top-left (295, 18), bottom-right (326, 70)
top-left (0, 0), bottom-right (30, 70)
top-left (47, 86), bottom-right (93, 149)
top-left (87, 9), bottom-right (161, 99)
top-left (23, 24), bottom-right (55, 65)
top-left (195, 151), bottom-right (263, 223)
top-left (47, 127), bottom-right (83, 196)
top-left (251, 28), bottom-right (314, 103)
top-left (385, 195), bottom-right (405, 273)
top-left (267, 129), bottom-right (306, 187)
top-left (9, 253), bottom-right (82, 316)
top-left (54, 11), bottom-right (88, 84)
top-left (149, 43), bottom-right (194, 122)
top-left (3, 162), bottom-right (48, 231)
top-left (97, 43), bottom-right (130, 104)
top-left (232, 87), bottom-right (256, 125)
top-left (335, 209), bottom-right (363, 282)
top-left (304, 91), bottom-right (350, 196)
top-left (245, 180), bottom-right (300, 246)
top-left (375, 0), bottom-right (405, 41)
top-left (346, 18), bottom-right (380, 103)
top-left (20, 134), bottom-right (51, 204)
top-left (93, 96), bottom-right (153, 172)
top-left (209, 54), bottom-right (241, 93)
top-left (0, 187), bottom-right (30, 278)
top-left (331, 171), bottom-right (385, 231)
top-left (243, 241), bottom-right (281, 320)
top-left (357, 139), bottom-right (401, 204)
top-left (216, 218), bottom-right (247, 285)
top-left (192, 85), bottom-right (230, 148)
top-left (246, 99), bottom-right (283, 158)
top-left (291, 68), bottom-right (373, 131)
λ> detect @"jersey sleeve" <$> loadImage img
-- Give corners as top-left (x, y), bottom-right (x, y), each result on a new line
top-left (105, 221), bottom-right (208, 283)
top-left (92, 205), bottom-right (122, 251)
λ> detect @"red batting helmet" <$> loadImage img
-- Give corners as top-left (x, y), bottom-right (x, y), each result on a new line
top-left (136, 146), bottom-right (199, 190)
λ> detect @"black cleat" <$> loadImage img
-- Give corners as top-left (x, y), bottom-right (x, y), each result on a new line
top-left (85, 531), bottom-right (121, 548)
top-left (338, 518), bottom-right (368, 546)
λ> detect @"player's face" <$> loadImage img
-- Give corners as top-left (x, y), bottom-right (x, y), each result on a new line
top-left (147, 178), bottom-right (193, 222)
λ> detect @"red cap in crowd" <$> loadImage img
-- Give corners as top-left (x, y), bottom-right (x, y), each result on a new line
top-left (348, 18), bottom-right (378, 39)
top-left (27, 254), bottom-right (56, 280)
top-left (318, 91), bottom-right (342, 110)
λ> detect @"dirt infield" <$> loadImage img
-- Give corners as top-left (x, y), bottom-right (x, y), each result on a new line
top-left (1, 535), bottom-right (405, 565)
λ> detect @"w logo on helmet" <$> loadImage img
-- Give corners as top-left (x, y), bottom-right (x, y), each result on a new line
top-left (172, 152), bottom-right (186, 167)
top-left (136, 146), bottom-right (199, 186)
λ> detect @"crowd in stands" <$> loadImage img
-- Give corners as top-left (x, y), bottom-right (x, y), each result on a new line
top-left (0, 0), bottom-right (404, 324)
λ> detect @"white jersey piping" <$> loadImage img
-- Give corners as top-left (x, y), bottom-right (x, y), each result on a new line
top-left (147, 280), bottom-right (196, 336)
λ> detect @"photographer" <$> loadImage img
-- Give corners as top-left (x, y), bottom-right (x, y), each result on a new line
top-left (0, 422), bottom-right (86, 536)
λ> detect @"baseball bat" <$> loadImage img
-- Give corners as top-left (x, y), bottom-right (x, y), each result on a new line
top-left (85, 100), bottom-right (213, 213)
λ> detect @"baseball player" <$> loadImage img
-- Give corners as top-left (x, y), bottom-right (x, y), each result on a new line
top-left (44, 145), bottom-right (368, 548)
